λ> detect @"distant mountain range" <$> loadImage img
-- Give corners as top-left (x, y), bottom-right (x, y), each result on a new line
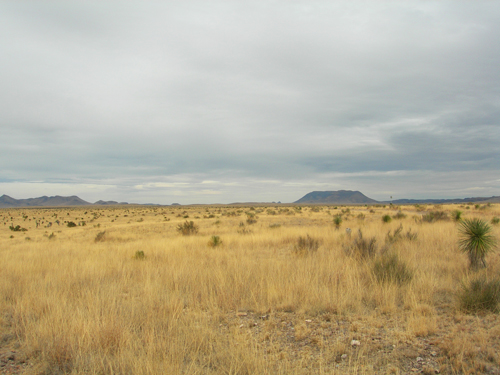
top-left (1, 191), bottom-right (499, 208)
top-left (0, 195), bottom-right (131, 208)
top-left (294, 190), bottom-right (500, 205)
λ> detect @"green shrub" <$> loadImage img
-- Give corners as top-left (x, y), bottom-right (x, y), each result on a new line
top-left (208, 235), bottom-right (223, 247)
top-left (177, 221), bottom-right (199, 235)
top-left (382, 215), bottom-right (392, 223)
top-left (459, 277), bottom-right (500, 313)
top-left (133, 251), bottom-right (145, 260)
top-left (452, 210), bottom-right (463, 222)
top-left (67, 221), bottom-right (77, 228)
top-left (458, 218), bottom-right (497, 269)
top-left (269, 223), bottom-right (281, 229)
top-left (48, 232), bottom-right (56, 240)
top-left (333, 215), bottom-right (342, 230)
top-left (9, 225), bottom-right (27, 232)
top-left (294, 235), bottom-right (320, 255)
top-left (492, 217), bottom-right (500, 225)
top-left (373, 253), bottom-right (412, 285)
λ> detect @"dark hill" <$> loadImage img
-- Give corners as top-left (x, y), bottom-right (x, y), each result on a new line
top-left (294, 190), bottom-right (378, 204)
top-left (0, 195), bottom-right (91, 208)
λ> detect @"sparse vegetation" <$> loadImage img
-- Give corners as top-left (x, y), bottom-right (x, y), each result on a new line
top-left (1, 203), bottom-right (500, 374)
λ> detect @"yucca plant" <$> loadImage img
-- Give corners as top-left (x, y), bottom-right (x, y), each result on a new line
top-left (458, 218), bottom-right (497, 270)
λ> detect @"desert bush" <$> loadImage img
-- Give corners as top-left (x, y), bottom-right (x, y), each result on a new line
top-left (133, 251), bottom-right (145, 260)
top-left (385, 224), bottom-right (418, 244)
top-left (269, 223), bottom-right (281, 229)
top-left (344, 229), bottom-right (377, 259)
top-left (386, 224), bottom-right (403, 244)
top-left (373, 253), bottom-right (413, 285)
top-left (177, 221), bottom-right (199, 235)
top-left (393, 211), bottom-right (406, 220)
top-left (458, 218), bottom-right (497, 270)
top-left (492, 217), bottom-right (500, 225)
top-left (382, 215), bottom-right (392, 223)
top-left (9, 224), bottom-right (27, 232)
top-left (94, 231), bottom-right (106, 242)
top-left (48, 232), bottom-right (56, 240)
top-left (405, 228), bottom-right (418, 241)
top-left (208, 235), bottom-right (223, 247)
top-left (452, 210), bottom-right (463, 222)
top-left (458, 277), bottom-right (500, 313)
top-left (422, 211), bottom-right (448, 223)
top-left (67, 221), bottom-right (77, 228)
top-left (357, 213), bottom-right (365, 220)
top-left (333, 215), bottom-right (342, 230)
top-left (246, 213), bottom-right (257, 225)
top-left (294, 235), bottom-right (320, 255)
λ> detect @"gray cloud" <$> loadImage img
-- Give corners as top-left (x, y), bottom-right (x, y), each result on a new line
top-left (1, 1), bottom-right (499, 204)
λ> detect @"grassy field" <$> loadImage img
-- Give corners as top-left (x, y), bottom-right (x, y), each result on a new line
top-left (1, 203), bottom-right (499, 374)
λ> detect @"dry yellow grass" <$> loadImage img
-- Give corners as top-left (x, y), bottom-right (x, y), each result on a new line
top-left (1, 203), bottom-right (499, 374)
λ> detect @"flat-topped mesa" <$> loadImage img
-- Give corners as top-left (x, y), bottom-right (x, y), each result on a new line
top-left (294, 190), bottom-right (379, 204)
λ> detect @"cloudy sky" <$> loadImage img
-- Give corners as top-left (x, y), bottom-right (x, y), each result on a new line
top-left (1, 1), bottom-right (499, 204)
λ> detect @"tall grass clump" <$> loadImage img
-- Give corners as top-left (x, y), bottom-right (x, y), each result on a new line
top-left (422, 211), bottom-right (448, 223)
top-left (459, 277), bottom-right (500, 313)
top-left (373, 253), bottom-right (413, 285)
top-left (492, 217), bottom-right (500, 225)
top-left (344, 229), bottom-right (377, 259)
top-left (393, 211), bottom-right (406, 220)
top-left (293, 235), bottom-right (320, 255)
top-left (458, 218), bottom-right (497, 270)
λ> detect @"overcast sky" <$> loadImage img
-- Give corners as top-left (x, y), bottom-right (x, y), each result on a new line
top-left (1, 1), bottom-right (499, 204)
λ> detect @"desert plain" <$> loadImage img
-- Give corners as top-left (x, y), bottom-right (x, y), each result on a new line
top-left (1, 203), bottom-right (500, 374)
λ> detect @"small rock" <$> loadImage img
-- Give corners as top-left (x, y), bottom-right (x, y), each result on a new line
top-left (417, 357), bottom-right (423, 362)
top-left (305, 319), bottom-right (312, 323)
top-left (430, 351), bottom-right (437, 357)
top-left (236, 312), bottom-right (247, 317)
top-left (350, 340), bottom-right (360, 347)
top-left (341, 354), bottom-right (348, 359)
top-left (259, 315), bottom-right (269, 320)
top-left (239, 324), bottom-right (244, 328)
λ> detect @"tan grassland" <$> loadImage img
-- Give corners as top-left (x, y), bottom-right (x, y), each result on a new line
top-left (1, 203), bottom-right (500, 374)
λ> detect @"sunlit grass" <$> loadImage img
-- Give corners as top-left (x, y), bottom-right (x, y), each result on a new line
top-left (1, 203), bottom-right (499, 373)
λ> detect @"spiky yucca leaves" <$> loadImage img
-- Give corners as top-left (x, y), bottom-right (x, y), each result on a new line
top-left (458, 218), bottom-right (497, 270)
